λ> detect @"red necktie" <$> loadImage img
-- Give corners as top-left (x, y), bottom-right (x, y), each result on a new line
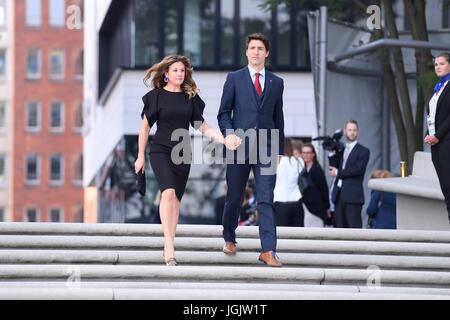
top-left (254, 73), bottom-right (262, 97)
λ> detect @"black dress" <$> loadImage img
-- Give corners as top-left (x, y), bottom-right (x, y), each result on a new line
top-left (141, 88), bottom-right (205, 201)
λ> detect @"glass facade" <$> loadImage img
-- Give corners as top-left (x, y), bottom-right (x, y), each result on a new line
top-left (184, 0), bottom-right (215, 66)
top-left (101, 0), bottom-right (311, 97)
top-left (129, 0), bottom-right (310, 69)
top-left (134, 0), bottom-right (159, 67)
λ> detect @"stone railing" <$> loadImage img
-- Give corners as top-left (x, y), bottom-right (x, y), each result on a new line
top-left (368, 152), bottom-right (449, 231)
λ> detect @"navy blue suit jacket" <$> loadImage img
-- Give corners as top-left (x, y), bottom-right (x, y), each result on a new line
top-left (217, 67), bottom-right (285, 160)
top-left (329, 143), bottom-right (370, 204)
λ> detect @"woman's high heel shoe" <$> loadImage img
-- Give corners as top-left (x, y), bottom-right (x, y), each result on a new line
top-left (163, 253), bottom-right (178, 266)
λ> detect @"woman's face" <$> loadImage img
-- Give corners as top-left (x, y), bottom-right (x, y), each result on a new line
top-left (301, 146), bottom-right (315, 164)
top-left (435, 56), bottom-right (450, 78)
top-left (166, 61), bottom-right (186, 87)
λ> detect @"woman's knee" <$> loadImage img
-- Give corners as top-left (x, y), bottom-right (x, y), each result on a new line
top-left (161, 189), bottom-right (178, 203)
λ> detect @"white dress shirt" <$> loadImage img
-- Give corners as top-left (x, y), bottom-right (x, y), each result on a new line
top-left (274, 156), bottom-right (304, 202)
top-left (337, 140), bottom-right (358, 188)
top-left (429, 81), bottom-right (449, 129)
top-left (248, 65), bottom-right (265, 92)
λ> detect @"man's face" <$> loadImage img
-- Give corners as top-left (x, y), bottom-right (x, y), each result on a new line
top-left (345, 123), bottom-right (358, 142)
top-left (246, 40), bottom-right (269, 67)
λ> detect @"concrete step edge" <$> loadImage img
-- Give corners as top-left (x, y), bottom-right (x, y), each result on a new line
top-left (0, 265), bottom-right (450, 286)
top-left (0, 250), bottom-right (449, 270)
top-left (0, 287), bottom-right (448, 300)
top-left (1, 223), bottom-right (449, 243)
top-left (1, 236), bottom-right (449, 255)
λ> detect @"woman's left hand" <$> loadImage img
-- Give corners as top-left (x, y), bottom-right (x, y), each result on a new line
top-left (424, 135), bottom-right (440, 146)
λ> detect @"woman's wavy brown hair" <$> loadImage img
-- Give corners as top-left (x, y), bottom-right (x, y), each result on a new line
top-left (143, 55), bottom-right (198, 98)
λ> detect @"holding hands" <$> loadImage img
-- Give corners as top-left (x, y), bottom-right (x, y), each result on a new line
top-left (224, 134), bottom-right (242, 151)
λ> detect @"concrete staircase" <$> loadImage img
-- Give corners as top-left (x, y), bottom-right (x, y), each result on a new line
top-left (0, 223), bottom-right (449, 299)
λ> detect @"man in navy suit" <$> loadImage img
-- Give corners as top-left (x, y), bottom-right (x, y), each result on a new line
top-left (217, 33), bottom-right (284, 267)
top-left (328, 120), bottom-right (370, 228)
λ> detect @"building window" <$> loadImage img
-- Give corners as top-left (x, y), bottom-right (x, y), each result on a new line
top-left (49, 208), bottom-right (64, 222)
top-left (73, 154), bottom-right (83, 185)
top-left (239, 0), bottom-right (271, 66)
top-left (50, 102), bottom-right (65, 132)
top-left (0, 49), bottom-right (5, 77)
top-left (50, 154), bottom-right (64, 184)
top-left (26, 154), bottom-right (40, 184)
top-left (134, 0), bottom-right (159, 66)
top-left (27, 49), bottom-right (41, 79)
top-left (184, 0), bottom-right (215, 66)
top-left (0, 207), bottom-right (4, 222)
top-left (26, 0), bottom-right (41, 27)
top-left (164, 0), bottom-right (179, 56)
top-left (26, 101), bottom-right (41, 132)
top-left (73, 102), bottom-right (83, 132)
top-left (50, 49), bottom-right (65, 80)
top-left (0, 101), bottom-right (5, 131)
top-left (0, 154), bottom-right (5, 185)
top-left (220, 0), bottom-right (235, 66)
top-left (74, 49), bottom-right (83, 79)
top-left (0, 0), bottom-right (6, 29)
top-left (444, 0), bottom-right (450, 29)
top-left (49, 0), bottom-right (65, 27)
top-left (277, 2), bottom-right (291, 66)
top-left (25, 208), bottom-right (39, 222)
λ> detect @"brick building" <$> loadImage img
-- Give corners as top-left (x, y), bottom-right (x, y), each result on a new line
top-left (7, 0), bottom-right (84, 222)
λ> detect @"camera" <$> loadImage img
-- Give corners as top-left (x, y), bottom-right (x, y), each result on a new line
top-left (312, 129), bottom-right (345, 153)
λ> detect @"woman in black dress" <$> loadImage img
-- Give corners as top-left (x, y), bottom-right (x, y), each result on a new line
top-left (300, 143), bottom-right (331, 227)
top-left (134, 55), bottom-right (236, 265)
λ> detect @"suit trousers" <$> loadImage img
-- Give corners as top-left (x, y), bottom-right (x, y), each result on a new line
top-left (223, 162), bottom-right (277, 252)
top-left (334, 195), bottom-right (363, 228)
top-left (431, 139), bottom-right (450, 221)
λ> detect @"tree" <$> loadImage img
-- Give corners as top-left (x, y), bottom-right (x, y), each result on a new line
top-left (263, 0), bottom-right (437, 173)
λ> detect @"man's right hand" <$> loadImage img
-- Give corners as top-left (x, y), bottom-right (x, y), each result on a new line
top-left (224, 134), bottom-right (242, 150)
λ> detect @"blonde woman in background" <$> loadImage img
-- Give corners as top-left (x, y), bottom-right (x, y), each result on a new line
top-left (366, 170), bottom-right (396, 229)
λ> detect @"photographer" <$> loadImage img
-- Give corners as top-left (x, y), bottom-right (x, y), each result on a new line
top-left (327, 120), bottom-right (370, 228)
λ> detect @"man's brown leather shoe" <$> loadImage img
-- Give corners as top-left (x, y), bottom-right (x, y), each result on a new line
top-left (258, 251), bottom-right (282, 267)
top-left (223, 242), bottom-right (237, 255)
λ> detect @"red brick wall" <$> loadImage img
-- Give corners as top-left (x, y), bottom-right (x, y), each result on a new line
top-left (12, 0), bottom-right (84, 222)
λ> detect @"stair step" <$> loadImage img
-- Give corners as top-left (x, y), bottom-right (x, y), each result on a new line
top-left (0, 287), bottom-right (448, 300)
top-left (1, 265), bottom-right (450, 287)
top-left (0, 250), bottom-right (449, 271)
top-left (1, 223), bottom-right (450, 243)
top-left (1, 236), bottom-right (449, 256)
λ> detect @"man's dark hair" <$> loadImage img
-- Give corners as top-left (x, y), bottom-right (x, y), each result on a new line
top-left (246, 33), bottom-right (270, 52)
top-left (345, 119), bottom-right (359, 129)
top-left (436, 52), bottom-right (450, 64)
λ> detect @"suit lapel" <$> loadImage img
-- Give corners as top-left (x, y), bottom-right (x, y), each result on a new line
top-left (259, 72), bottom-right (272, 109)
top-left (436, 81), bottom-right (450, 116)
top-left (243, 68), bottom-right (259, 108)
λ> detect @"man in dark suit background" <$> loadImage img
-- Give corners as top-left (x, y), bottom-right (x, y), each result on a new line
top-left (328, 120), bottom-right (370, 228)
top-left (217, 33), bottom-right (284, 267)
